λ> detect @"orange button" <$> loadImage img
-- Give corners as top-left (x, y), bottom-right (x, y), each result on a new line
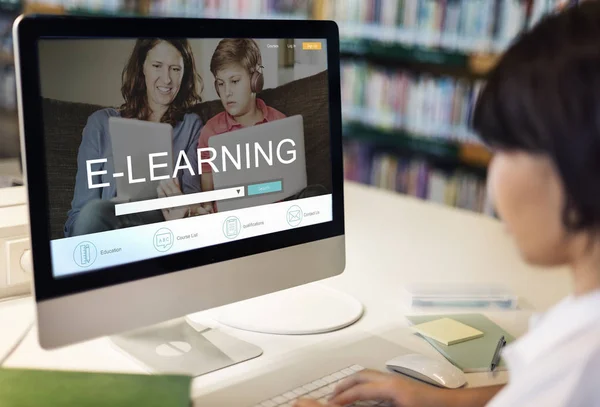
top-left (302, 42), bottom-right (322, 50)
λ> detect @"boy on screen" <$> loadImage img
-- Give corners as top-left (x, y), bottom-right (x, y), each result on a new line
top-left (197, 38), bottom-right (286, 205)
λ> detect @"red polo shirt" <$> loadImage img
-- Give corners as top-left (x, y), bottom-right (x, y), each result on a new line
top-left (197, 98), bottom-right (286, 173)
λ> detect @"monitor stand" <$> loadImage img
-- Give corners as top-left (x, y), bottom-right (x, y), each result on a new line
top-left (110, 317), bottom-right (263, 377)
top-left (210, 283), bottom-right (364, 335)
top-left (110, 284), bottom-right (363, 376)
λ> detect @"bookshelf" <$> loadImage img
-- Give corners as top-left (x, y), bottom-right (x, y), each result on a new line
top-left (315, 0), bottom-right (580, 215)
top-left (340, 38), bottom-right (499, 77)
top-left (0, 0), bottom-right (580, 214)
top-left (0, 0), bottom-right (19, 159)
top-left (343, 122), bottom-right (490, 170)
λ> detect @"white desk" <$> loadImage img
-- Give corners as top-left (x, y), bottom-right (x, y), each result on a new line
top-left (0, 182), bottom-right (572, 405)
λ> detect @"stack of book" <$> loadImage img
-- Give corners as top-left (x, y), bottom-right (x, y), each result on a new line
top-left (341, 61), bottom-right (484, 145)
top-left (343, 140), bottom-right (493, 215)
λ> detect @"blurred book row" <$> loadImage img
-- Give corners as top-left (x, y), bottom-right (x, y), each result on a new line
top-left (14, 0), bottom-right (312, 16)
top-left (0, 14), bottom-right (16, 111)
top-left (341, 61), bottom-right (483, 145)
top-left (344, 140), bottom-right (493, 215)
top-left (316, 0), bottom-right (585, 53)
top-left (148, 0), bottom-right (310, 18)
top-left (7, 0), bottom-right (586, 46)
top-left (0, 65), bottom-right (15, 110)
top-left (317, 0), bottom-right (520, 53)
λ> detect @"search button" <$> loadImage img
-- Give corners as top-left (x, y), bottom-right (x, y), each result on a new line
top-left (248, 181), bottom-right (283, 196)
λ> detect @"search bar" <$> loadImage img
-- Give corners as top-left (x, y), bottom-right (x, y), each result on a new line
top-left (114, 186), bottom-right (245, 216)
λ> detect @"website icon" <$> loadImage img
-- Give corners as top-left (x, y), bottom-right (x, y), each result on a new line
top-left (287, 205), bottom-right (303, 227)
top-left (154, 228), bottom-right (174, 252)
top-left (73, 241), bottom-right (97, 267)
top-left (223, 216), bottom-right (241, 239)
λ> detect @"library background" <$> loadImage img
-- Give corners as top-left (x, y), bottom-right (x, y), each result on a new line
top-left (0, 0), bottom-right (583, 213)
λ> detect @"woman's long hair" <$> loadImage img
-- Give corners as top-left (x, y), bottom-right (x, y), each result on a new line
top-left (120, 38), bottom-right (203, 126)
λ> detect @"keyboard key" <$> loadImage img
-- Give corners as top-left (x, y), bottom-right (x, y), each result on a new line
top-left (322, 374), bottom-right (338, 384)
top-left (292, 387), bottom-right (308, 396)
top-left (304, 382), bottom-right (320, 391)
top-left (342, 368), bottom-right (356, 376)
top-left (350, 365), bottom-right (365, 372)
top-left (272, 395), bottom-right (288, 404)
top-left (260, 401), bottom-right (276, 407)
top-left (282, 392), bottom-right (297, 400)
top-left (323, 384), bottom-right (336, 394)
top-left (306, 390), bottom-right (323, 399)
top-left (312, 388), bottom-right (329, 398)
top-left (332, 372), bottom-right (346, 380)
top-left (312, 379), bottom-right (328, 387)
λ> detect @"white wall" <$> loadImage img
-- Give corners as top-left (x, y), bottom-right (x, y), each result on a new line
top-left (38, 38), bottom-right (327, 106)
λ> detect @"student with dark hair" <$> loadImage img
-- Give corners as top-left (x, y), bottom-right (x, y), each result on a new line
top-left (296, 2), bottom-right (600, 407)
top-left (66, 38), bottom-right (206, 237)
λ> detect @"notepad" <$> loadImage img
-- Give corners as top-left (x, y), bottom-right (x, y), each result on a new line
top-left (407, 314), bottom-right (514, 372)
top-left (412, 317), bottom-right (484, 345)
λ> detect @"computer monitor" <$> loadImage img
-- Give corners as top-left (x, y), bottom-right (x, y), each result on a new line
top-left (13, 15), bottom-right (357, 374)
top-left (14, 16), bottom-right (362, 374)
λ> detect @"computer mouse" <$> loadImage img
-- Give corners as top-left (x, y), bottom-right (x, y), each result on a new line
top-left (385, 353), bottom-right (467, 389)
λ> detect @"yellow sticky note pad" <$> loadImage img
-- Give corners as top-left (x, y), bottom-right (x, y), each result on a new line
top-left (412, 317), bottom-right (483, 345)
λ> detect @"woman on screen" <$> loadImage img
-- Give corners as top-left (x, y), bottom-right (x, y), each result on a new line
top-left (66, 38), bottom-right (207, 237)
top-left (296, 3), bottom-right (600, 407)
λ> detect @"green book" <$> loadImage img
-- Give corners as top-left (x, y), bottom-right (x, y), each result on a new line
top-left (0, 368), bottom-right (191, 407)
top-left (406, 313), bottom-right (516, 372)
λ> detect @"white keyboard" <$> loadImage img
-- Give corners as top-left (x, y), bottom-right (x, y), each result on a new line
top-left (253, 365), bottom-right (393, 407)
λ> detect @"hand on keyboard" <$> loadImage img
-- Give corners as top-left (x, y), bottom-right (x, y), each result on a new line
top-left (290, 366), bottom-right (445, 407)
top-left (255, 365), bottom-right (400, 407)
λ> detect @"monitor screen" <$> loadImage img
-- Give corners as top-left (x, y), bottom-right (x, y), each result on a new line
top-left (38, 37), bottom-right (332, 278)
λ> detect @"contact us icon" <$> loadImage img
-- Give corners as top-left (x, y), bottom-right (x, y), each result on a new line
top-left (286, 205), bottom-right (303, 227)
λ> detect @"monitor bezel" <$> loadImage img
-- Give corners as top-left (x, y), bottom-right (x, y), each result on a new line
top-left (15, 14), bottom-right (344, 302)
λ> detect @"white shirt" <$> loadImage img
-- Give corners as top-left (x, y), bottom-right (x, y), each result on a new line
top-left (487, 289), bottom-right (600, 407)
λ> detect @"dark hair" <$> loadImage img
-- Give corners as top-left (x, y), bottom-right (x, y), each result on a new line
top-left (472, 1), bottom-right (600, 232)
top-left (120, 38), bottom-right (203, 126)
top-left (209, 38), bottom-right (262, 76)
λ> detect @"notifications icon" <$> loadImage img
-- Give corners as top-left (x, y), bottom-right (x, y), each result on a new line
top-left (286, 205), bottom-right (303, 227)
top-left (154, 227), bottom-right (174, 252)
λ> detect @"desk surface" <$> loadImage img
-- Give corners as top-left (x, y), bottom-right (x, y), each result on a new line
top-left (1, 182), bottom-right (572, 404)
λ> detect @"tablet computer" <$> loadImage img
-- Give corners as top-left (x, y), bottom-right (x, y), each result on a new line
top-left (109, 117), bottom-right (173, 202)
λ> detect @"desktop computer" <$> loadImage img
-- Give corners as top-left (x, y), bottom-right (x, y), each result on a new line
top-left (13, 14), bottom-right (361, 377)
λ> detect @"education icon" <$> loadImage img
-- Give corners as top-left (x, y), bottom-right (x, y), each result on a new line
top-left (73, 241), bottom-right (97, 267)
